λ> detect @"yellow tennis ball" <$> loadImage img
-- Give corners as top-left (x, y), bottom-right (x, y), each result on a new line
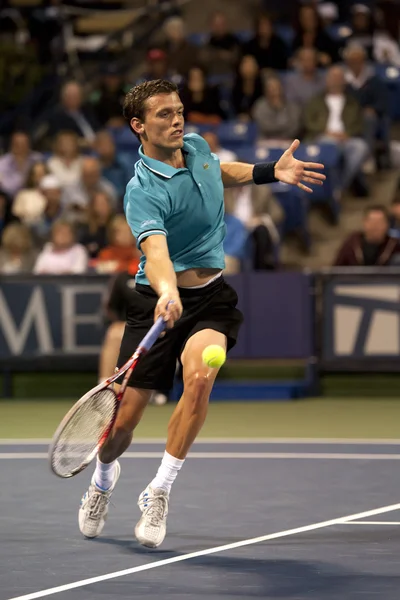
top-left (202, 345), bottom-right (226, 368)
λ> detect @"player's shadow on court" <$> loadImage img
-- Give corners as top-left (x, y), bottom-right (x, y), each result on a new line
top-left (92, 536), bottom-right (175, 556)
top-left (93, 555), bottom-right (400, 598)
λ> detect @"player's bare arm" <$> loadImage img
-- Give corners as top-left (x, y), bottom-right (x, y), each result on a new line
top-left (220, 139), bottom-right (326, 193)
top-left (141, 234), bottom-right (183, 328)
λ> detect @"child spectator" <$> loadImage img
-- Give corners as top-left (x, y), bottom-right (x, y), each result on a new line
top-left (12, 162), bottom-right (48, 224)
top-left (78, 191), bottom-right (115, 259)
top-left (47, 131), bottom-right (83, 187)
top-left (0, 222), bottom-right (36, 273)
top-left (34, 220), bottom-right (88, 274)
top-left (94, 215), bottom-right (140, 274)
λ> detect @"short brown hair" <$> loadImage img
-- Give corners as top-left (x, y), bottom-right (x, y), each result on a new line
top-left (364, 204), bottom-right (389, 219)
top-left (2, 223), bottom-right (32, 254)
top-left (123, 79), bottom-right (179, 139)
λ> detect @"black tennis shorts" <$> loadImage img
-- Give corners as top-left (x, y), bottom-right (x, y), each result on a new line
top-left (116, 275), bottom-right (243, 391)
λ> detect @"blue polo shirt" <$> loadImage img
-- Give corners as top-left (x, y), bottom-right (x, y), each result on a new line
top-left (124, 133), bottom-right (225, 285)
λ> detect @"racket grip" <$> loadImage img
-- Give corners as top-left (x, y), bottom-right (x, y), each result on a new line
top-left (139, 316), bottom-right (167, 352)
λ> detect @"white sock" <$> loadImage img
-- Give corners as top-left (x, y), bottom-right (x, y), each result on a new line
top-left (94, 457), bottom-right (116, 490)
top-left (150, 451), bottom-right (185, 493)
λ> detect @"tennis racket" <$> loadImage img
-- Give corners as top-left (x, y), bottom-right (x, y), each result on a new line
top-left (49, 314), bottom-right (167, 478)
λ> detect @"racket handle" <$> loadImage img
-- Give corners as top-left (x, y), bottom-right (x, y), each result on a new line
top-left (139, 315), bottom-right (167, 351)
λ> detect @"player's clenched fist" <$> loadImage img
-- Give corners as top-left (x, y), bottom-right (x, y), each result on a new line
top-left (155, 290), bottom-right (183, 329)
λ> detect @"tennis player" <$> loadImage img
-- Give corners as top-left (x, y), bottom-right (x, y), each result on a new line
top-left (79, 79), bottom-right (325, 546)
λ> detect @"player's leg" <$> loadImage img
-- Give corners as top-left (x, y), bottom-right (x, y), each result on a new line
top-left (135, 328), bottom-right (226, 548)
top-left (79, 386), bottom-right (152, 539)
top-left (98, 321), bottom-right (125, 382)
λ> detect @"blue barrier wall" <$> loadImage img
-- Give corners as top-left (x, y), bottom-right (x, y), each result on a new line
top-left (0, 273), bottom-right (314, 364)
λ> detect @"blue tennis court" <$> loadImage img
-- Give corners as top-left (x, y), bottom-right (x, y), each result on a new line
top-left (2, 440), bottom-right (400, 600)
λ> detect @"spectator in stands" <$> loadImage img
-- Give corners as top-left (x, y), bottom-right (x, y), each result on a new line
top-left (304, 65), bottom-right (369, 195)
top-left (285, 47), bottom-right (326, 108)
top-left (94, 131), bottom-right (132, 200)
top-left (242, 12), bottom-right (288, 72)
top-left (347, 4), bottom-right (375, 60)
top-left (179, 66), bottom-right (226, 124)
top-left (334, 205), bottom-right (400, 266)
top-left (346, 3), bottom-right (400, 67)
top-left (201, 11), bottom-right (240, 75)
top-left (78, 190), bottom-right (115, 259)
top-left (343, 43), bottom-right (390, 166)
top-left (373, 10), bottom-right (400, 67)
top-left (232, 55), bottom-right (263, 120)
top-left (292, 3), bottom-right (341, 66)
top-left (0, 190), bottom-right (19, 243)
top-left (90, 64), bottom-right (127, 128)
top-left (41, 81), bottom-right (99, 146)
top-left (225, 184), bottom-right (284, 270)
top-left (34, 220), bottom-right (88, 274)
top-left (202, 131), bottom-right (237, 162)
top-left (161, 16), bottom-right (198, 78)
top-left (0, 222), bottom-right (36, 274)
top-left (30, 174), bottom-right (64, 244)
top-left (12, 162), bottom-right (48, 225)
top-left (47, 131), bottom-right (83, 187)
top-left (252, 75), bottom-right (301, 141)
top-left (139, 49), bottom-right (176, 84)
top-left (0, 132), bottom-right (42, 198)
top-left (62, 156), bottom-right (118, 213)
top-left (94, 215), bottom-right (140, 274)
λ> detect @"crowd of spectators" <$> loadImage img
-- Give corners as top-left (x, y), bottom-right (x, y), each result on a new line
top-left (0, 1), bottom-right (400, 274)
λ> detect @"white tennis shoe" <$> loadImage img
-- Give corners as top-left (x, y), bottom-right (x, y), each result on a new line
top-left (135, 485), bottom-right (169, 548)
top-left (79, 460), bottom-right (121, 538)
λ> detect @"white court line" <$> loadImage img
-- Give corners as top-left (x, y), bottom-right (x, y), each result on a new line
top-left (4, 451), bottom-right (400, 460)
top-left (3, 451), bottom-right (400, 460)
top-left (1, 437), bottom-right (400, 445)
top-left (343, 521), bottom-right (400, 525)
top-left (7, 502), bottom-right (400, 600)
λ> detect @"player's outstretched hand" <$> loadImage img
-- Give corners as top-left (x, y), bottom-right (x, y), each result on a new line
top-left (156, 290), bottom-right (183, 330)
top-left (274, 139), bottom-right (326, 193)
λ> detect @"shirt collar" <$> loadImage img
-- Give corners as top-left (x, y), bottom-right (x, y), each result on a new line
top-left (139, 140), bottom-right (195, 179)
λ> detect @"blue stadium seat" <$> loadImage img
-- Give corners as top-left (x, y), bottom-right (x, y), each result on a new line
top-left (236, 30), bottom-right (253, 44)
top-left (326, 24), bottom-right (352, 42)
top-left (275, 24), bottom-right (295, 48)
top-left (293, 142), bottom-right (342, 223)
top-left (217, 121), bottom-right (258, 151)
top-left (108, 126), bottom-right (140, 153)
top-left (187, 32), bottom-right (209, 46)
top-left (184, 123), bottom-right (218, 136)
top-left (375, 65), bottom-right (400, 120)
top-left (237, 145), bottom-right (285, 164)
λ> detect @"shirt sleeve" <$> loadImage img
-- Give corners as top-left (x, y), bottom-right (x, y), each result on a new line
top-left (125, 185), bottom-right (168, 248)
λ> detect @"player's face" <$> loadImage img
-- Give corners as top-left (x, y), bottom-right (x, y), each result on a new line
top-left (138, 93), bottom-right (185, 151)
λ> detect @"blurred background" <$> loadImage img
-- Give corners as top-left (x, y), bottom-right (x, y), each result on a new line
top-left (1, 0), bottom-right (400, 439)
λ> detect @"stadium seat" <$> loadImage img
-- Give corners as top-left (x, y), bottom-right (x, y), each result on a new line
top-left (187, 32), bottom-right (209, 46)
top-left (326, 23), bottom-right (352, 42)
top-left (217, 121), bottom-right (258, 151)
top-left (375, 65), bottom-right (400, 120)
top-left (293, 142), bottom-right (342, 223)
top-left (275, 24), bottom-right (295, 48)
top-left (108, 126), bottom-right (140, 153)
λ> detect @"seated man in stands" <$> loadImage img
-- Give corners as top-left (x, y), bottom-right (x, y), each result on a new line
top-left (252, 75), bottom-right (301, 142)
top-left (62, 156), bottom-right (118, 214)
top-left (334, 205), bottom-right (400, 266)
top-left (304, 65), bottom-right (370, 196)
top-left (285, 48), bottom-right (326, 109)
top-left (39, 81), bottom-right (99, 147)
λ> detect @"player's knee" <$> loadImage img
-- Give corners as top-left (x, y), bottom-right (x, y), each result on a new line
top-left (105, 322), bottom-right (125, 345)
top-left (184, 370), bottom-right (211, 410)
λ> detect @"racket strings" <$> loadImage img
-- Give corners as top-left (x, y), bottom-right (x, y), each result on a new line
top-left (51, 388), bottom-right (118, 477)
